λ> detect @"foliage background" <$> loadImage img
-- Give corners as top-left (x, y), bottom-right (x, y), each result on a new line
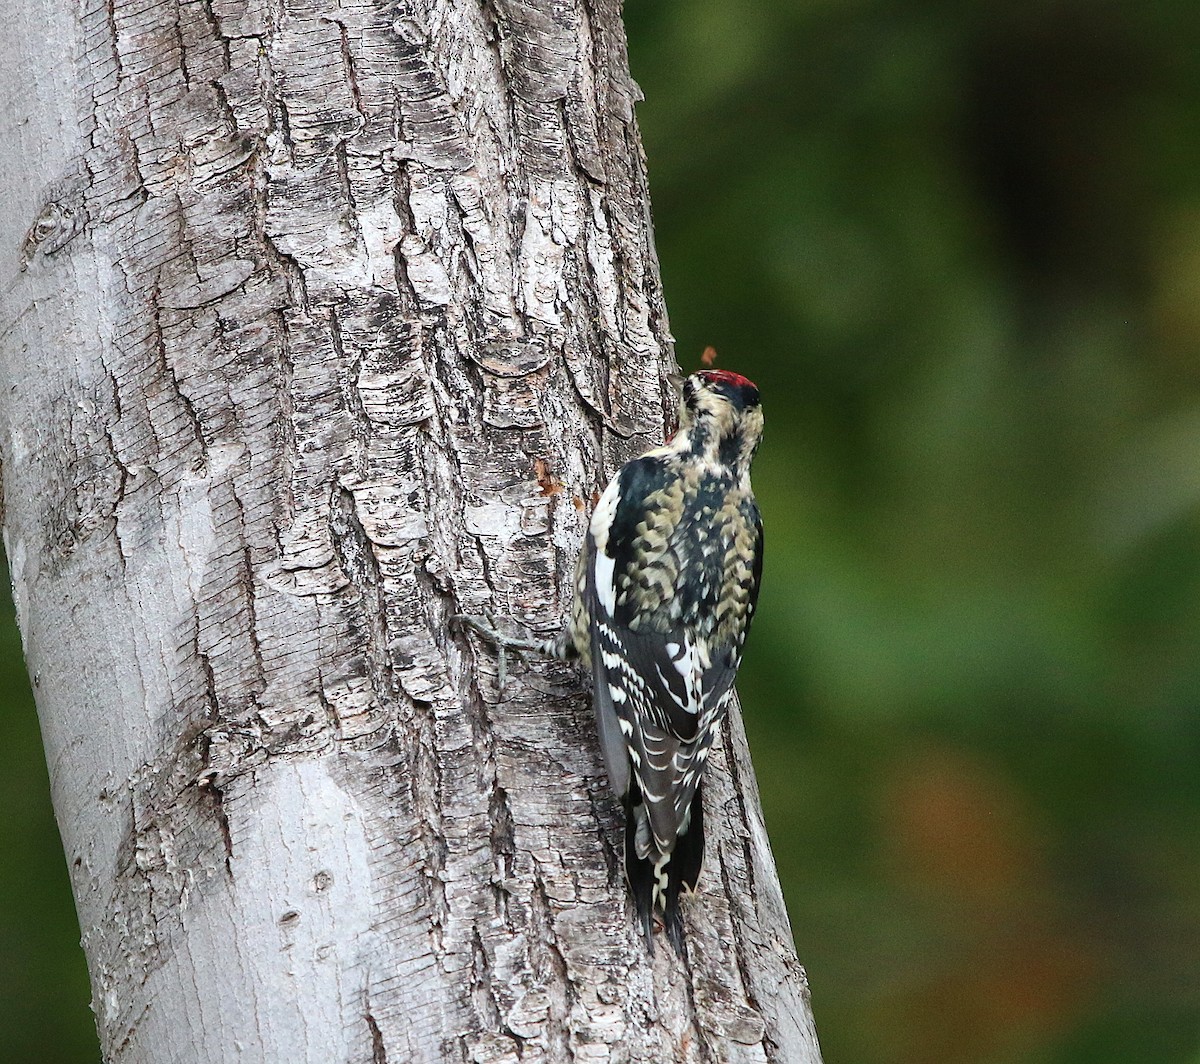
top-left (4, 2), bottom-right (1199, 1061)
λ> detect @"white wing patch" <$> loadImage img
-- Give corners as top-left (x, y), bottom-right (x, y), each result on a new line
top-left (593, 549), bottom-right (617, 616)
top-left (654, 635), bottom-right (706, 719)
top-left (589, 475), bottom-right (624, 617)
top-left (589, 478), bottom-right (622, 551)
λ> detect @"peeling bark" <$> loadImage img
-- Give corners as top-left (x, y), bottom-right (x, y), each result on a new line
top-left (0, 0), bottom-right (822, 1061)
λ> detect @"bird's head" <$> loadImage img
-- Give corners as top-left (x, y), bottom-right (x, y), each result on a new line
top-left (676, 369), bottom-right (764, 474)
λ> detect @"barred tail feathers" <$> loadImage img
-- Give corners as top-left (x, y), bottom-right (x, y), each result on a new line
top-left (623, 780), bottom-right (706, 954)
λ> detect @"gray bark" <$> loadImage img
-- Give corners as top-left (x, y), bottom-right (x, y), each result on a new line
top-left (0, 0), bottom-right (822, 1061)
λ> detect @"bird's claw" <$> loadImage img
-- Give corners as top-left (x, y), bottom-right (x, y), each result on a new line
top-left (453, 613), bottom-right (541, 694)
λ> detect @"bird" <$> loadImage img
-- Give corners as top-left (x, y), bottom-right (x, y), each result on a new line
top-left (459, 368), bottom-right (764, 953)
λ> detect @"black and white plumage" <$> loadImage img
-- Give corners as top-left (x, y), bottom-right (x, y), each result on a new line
top-left (570, 369), bottom-right (764, 952)
top-left (459, 369), bottom-right (764, 953)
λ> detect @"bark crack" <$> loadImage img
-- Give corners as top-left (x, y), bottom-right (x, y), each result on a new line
top-left (365, 1009), bottom-right (387, 1064)
top-left (328, 485), bottom-right (398, 709)
top-left (530, 867), bottom-right (575, 1062)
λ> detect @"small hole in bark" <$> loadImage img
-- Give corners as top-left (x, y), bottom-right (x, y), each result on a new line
top-left (279, 910), bottom-right (301, 926)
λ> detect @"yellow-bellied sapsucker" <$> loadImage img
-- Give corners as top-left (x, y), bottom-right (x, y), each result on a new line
top-left (462, 369), bottom-right (764, 953)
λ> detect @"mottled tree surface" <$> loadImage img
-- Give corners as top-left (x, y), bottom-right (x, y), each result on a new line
top-left (0, 0), bottom-right (820, 1061)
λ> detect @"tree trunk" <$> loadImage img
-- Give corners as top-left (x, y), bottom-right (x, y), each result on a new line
top-left (0, 0), bottom-right (822, 1061)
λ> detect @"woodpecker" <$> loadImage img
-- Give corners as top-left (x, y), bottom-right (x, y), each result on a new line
top-left (461, 369), bottom-right (764, 953)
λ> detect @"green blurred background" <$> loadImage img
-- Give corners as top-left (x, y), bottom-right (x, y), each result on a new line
top-left (5, 1), bottom-right (1200, 1060)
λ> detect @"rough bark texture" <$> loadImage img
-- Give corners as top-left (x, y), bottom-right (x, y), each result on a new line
top-left (0, 0), bottom-right (822, 1061)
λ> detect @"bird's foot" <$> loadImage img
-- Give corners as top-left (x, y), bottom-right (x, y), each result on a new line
top-left (453, 613), bottom-right (547, 692)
